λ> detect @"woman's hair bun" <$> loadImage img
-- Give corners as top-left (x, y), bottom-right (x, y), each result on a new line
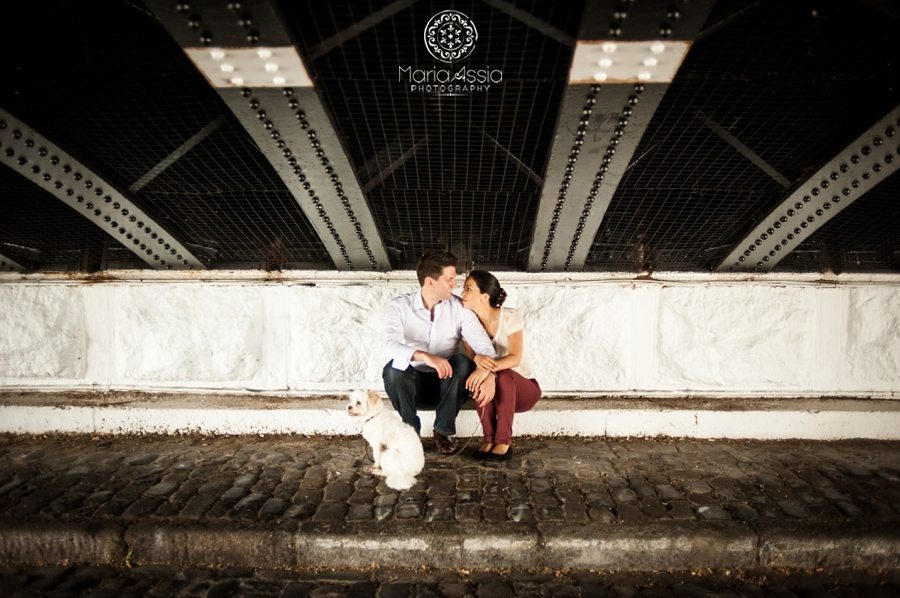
top-left (494, 288), bottom-right (508, 307)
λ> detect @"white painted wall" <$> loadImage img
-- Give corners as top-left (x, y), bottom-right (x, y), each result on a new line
top-left (0, 271), bottom-right (898, 397)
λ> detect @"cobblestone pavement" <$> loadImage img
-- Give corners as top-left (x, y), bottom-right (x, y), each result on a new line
top-left (1, 434), bottom-right (897, 528)
top-left (2, 565), bottom-right (899, 597)
top-left (1, 434), bottom-right (900, 575)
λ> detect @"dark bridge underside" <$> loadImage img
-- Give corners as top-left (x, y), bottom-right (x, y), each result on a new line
top-left (0, 0), bottom-right (897, 273)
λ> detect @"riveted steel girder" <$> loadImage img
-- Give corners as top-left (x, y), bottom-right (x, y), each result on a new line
top-left (527, 0), bottom-right (717, 272)
top-left (0, 109), bottom-right (205, 270)
top-left (528, 83), bottom-right (668, 272)
top-left (718, 105), bottom-right (900, 272)
top-left (146, 0), bottom-right (391, 271)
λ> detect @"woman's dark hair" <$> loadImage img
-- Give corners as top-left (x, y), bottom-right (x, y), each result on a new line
top-left (467, 270), bottom-right (507, 308)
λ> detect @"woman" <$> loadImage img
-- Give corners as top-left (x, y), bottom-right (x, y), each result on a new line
top-left (461, 270), bottom-right (541, 461)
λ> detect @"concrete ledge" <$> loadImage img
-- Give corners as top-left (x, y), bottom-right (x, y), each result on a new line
top-left (1, 519), bottom-right (898, 573)
top-left (1, 391), bottom-right (899, 439)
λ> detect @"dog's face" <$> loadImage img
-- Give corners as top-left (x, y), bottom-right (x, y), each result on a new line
top-left (346, 390), bottom-right (381, 417)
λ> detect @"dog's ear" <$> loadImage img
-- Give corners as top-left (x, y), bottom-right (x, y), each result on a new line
top-left (366, 390), bottom-right (381, 408)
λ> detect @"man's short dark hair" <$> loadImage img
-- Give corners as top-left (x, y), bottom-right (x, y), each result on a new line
top-left (416, 251), bottom-right (457, 286)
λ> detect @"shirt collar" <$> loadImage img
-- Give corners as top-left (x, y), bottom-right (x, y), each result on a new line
top-left (413, 291), bottom-right (428, 312)
top-left (414, 291), bottom-right (448, 312)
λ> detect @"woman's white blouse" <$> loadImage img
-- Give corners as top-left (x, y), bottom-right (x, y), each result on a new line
top-left (491, 307), bottom-right (534, 379)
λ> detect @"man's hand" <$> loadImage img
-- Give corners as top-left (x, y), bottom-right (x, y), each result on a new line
top-left (420, 352), bottom-right (452, 379)
top-left (474, 355), bottom-right (498, 372)
top-left (473, 373), bottom-right (496, 409)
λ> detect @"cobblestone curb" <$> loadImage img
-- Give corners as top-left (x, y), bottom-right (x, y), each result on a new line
top-left (1, 519), bottom-right (898, 573)
top-left (538, 521), bottom-right (759, 571)
top-left (0, 521), bottom-right (126, 567)
top-left (756, 520), bottom-right (900, 570)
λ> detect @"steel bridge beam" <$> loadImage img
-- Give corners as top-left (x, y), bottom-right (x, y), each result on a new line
top-left (481, 0), bottom-right (575, 47)
top-left (694, 110), bottom-right (790, 188)
top-left (0, 109), bottom-right (204, 270)
top-left (359, 135), bottom-right (427, 194)
top-left (718, 105), bottom-right (900, 272)
top-left (147, 0), bottom-right (391, 271)
top-left (309, 0), bottom-right (419, 60)
top-left (527, 0), bottom-right (717, 272)
top-left (129, 115), bottom-right (226, 194)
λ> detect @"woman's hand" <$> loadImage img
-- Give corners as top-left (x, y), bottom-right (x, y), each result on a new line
top-left (473, 373), bottom-right (496, 408)
top-left (474, 355), bottom-right (498, 372)
top-left (466, 368), bottom-right (490, 392)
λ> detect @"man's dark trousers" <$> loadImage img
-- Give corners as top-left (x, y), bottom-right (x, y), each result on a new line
top-left (382, 353), bottom-right (475, 436)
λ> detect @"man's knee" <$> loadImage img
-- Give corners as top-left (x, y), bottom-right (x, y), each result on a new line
top-left (383, 361), bottom-right (411, 383)
top-left (449, 353), bottom-right (475, 377)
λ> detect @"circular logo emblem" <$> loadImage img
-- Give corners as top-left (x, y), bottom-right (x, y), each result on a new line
top-left (424, 10), bottom-right (478, 63)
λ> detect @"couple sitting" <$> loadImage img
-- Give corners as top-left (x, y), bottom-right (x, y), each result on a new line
top-left (383, 251), bottom-right (541, 461)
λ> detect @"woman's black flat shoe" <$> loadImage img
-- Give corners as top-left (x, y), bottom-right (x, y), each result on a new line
top-left (488, 446), bottom-right (513, 462)
top-left (473, 449), bottom-right (492, 460)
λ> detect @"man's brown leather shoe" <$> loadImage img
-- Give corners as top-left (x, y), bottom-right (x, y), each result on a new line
top-left (433, 432), bottom-right (456, 455)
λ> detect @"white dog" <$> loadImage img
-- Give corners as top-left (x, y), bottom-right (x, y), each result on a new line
top-left (346, 390), bottom-right (424, 490)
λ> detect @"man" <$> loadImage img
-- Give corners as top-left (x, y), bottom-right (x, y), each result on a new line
top-left (383, 251), bottom-right (497, 454)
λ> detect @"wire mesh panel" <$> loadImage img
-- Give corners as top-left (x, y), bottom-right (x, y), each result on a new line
top-left (585, 0), bottom-right (900, 272)
top-left (0, 0), bottom-right (332, 270)
top-left (134, 115), bottom-right (334, 267)
top-left (586, 79), bottom-right (787, 271)
top-left (280, 0), bottom-right (584, 268)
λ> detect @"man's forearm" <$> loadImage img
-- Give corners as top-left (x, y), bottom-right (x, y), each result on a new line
top-left (384, 338), bottom-right (417, 369)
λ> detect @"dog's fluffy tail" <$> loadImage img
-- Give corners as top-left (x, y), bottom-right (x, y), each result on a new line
top-left (385, 474), bottom-right (417, 491)
top-left (380, 442), bottom-right (423, 491)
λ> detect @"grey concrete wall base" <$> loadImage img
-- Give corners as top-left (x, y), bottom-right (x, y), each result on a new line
top-left (757, 521), bottom-right (900, 571)
top-left (0, 521), bottom-right (125, 567)
top-left (4, 392), bottom-right (900, 440)
top-left (539, 522), bottom-right (759, 571)
top-left (125, 523), bottom-right (297, 570)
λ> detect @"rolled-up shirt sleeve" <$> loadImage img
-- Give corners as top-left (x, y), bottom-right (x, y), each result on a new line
top-left (384, 299), bottom-right (416, 371)
top-left (459, 307), bottom-right (498, 358)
